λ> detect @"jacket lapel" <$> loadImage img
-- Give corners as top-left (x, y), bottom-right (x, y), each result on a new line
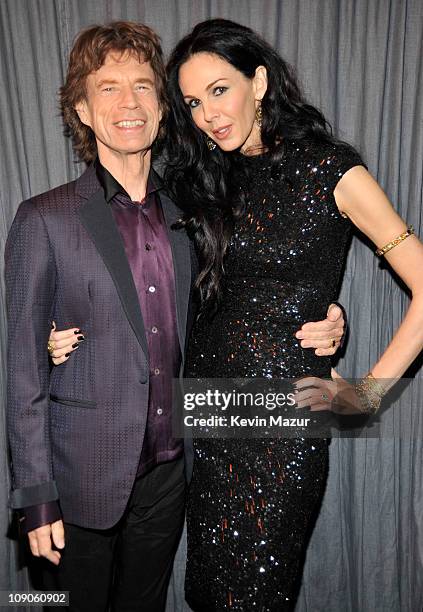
top-left (159, 187), bottom-right (192, 359)
top-left (76, 166), bottom-right (149, 358)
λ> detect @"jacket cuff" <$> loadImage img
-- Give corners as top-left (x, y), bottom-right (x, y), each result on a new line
top-left (18, 501), bottom-right (62, 535)
top-left (9, 481), bottom-right (59, 509)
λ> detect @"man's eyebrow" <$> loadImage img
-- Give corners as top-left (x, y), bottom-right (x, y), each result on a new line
top-left (134, 78), bottom-right (155, 85)
top-left (183, 77), bottom-right (229, 99)
top-left (96, 79), bottom-right (119, 88)
top-left (95, 77), bottom-right (155, 87)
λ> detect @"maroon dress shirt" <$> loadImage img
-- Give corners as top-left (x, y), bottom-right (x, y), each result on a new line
top-left (104, 164), bottom-right (183, 477)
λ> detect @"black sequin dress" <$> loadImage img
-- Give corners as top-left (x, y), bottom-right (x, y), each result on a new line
top-left (184, 140), bottom-right (364, 611)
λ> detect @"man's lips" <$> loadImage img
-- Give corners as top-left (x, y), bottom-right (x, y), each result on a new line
top-left (212, 125), bottom-right (232, 140)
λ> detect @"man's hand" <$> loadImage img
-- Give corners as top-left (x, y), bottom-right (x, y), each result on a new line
top-left (295, 303), bottom-right (345, 356)
top-left (28, 520), bottom-right (65, 565)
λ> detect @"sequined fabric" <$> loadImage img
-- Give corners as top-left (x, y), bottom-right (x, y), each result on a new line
top-left (184, 140), bottom-right (365, 611)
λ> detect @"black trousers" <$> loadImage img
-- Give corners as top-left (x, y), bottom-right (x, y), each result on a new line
top-left (39, 458), bottom-right (186, 612)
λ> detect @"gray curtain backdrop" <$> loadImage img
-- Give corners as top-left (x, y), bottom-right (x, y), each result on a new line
top-left (1, 1), bottom-right (422, 610)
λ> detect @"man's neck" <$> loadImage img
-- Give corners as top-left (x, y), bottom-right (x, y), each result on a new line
top-left (97, 149), bottom-right (152, 202)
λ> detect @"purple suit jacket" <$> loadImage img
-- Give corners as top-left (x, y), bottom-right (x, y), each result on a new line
top-left (5, 164), bottom-right (196, 529)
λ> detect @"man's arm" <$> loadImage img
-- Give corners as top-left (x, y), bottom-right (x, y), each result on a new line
top-left (5, 200), bottom-right (63, 562)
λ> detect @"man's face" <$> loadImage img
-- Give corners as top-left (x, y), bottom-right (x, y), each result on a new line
top-left (76, 52), bottom-right (162, 160)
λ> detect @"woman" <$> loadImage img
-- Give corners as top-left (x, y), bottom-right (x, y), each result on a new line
top-left (51, 19), bottom-right (423, 611)
top-left (165, 18), bottom-right (423, 611)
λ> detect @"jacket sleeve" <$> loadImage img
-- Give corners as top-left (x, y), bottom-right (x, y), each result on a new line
top-left (5, 199), bottom-right (59, 509)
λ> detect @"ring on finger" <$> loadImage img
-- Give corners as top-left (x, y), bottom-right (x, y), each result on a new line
top-left (47, 340), bottom-right (55, 355)
top-left (321, 393), bottom-right (330, 401)
top-left (330, 338), bottom-right (336, 348)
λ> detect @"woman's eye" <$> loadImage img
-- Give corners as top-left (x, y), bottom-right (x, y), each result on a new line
top-left (213, 86), bottom-right (228, 96)
top-left (188, 99), bottom-right (200, 109)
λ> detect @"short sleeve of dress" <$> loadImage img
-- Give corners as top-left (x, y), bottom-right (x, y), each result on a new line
top-left (322, 141), bottom-right (367, 195)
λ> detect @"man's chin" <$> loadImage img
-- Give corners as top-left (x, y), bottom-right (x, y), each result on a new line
top-left (97, 142), bottom-right (155, 159)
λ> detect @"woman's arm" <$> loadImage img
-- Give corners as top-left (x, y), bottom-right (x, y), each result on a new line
top-left (334, 165), bottom-right (423, 387)
top-left (294, 166), bottom-right (423, 414)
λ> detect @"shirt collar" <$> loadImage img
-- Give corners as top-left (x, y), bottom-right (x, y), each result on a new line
top-left (94, 158), bottom-right (163, 204)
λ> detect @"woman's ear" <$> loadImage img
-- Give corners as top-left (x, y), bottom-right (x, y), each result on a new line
top-left (253, 65), bottom-right (268, 101)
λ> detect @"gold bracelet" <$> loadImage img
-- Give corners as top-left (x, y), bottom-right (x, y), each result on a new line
top-left (364, 372), bottom-right (386, 397)
top-left (354, 372), bottom-right (385, 415)
top-left (375, 226), bottom-right (414, 257)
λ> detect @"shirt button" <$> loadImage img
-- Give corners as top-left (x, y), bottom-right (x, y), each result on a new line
top-left (148, 286), bottom-right (156, 293)
top-left (154, 368), bottom-right (160, 375)
top-left (145, 243), bottom-right (152, 251)
top-left (151, 326), bottom-right (158, 334)
top-left (157, 407), bottom-right (163, 415)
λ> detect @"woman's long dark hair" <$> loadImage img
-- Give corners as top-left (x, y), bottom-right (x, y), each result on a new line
top-left (165, 19), bottom-right (336, 311)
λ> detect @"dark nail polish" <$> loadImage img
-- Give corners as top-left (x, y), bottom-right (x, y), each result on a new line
top-left (65, 352), bottom-right (71, 357)
top-left (51, 322), bottom-right (55, 329)
top-left (72, 342), bottom-right (79, 348)
top-left (74, 329), bottom-right (81, 335)
top-left (77, 336), bottom-right (85, 341)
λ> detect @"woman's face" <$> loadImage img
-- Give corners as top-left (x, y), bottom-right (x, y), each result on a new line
top-left (178, 52), bottom-right (267, 153)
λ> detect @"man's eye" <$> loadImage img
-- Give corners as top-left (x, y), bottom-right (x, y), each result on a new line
top-left (213, 86), bottom-right (228, 96)
top-left (188, 99), bottom-right (200, 109)
top-left (102, 87), bottom-right (115, 93)
top-left (136, 85), bottom-right (149, 92)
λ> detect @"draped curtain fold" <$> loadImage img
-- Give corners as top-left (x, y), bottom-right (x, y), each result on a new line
top-left (1, 1), bottom-right (421, 610)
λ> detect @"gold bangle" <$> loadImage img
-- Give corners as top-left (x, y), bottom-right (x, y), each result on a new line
top-left (354, 372), bottom-right (385, 415)
top-left (375, 226), bottom-right (414, 257)
top-left (364, 372), bottom-right (386, 397)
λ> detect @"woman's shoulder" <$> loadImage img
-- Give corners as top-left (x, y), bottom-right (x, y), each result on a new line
top-left (287, 138), bottom-right (366, 187)
top-left (289, 138), bottom-right (363, 164)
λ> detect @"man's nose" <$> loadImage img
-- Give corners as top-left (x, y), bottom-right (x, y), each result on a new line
top-left (119, 87), bottom-right (139, 108)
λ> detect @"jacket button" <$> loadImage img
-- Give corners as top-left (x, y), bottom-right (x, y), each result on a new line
top-left (139, 375), bottom-right (148, 384)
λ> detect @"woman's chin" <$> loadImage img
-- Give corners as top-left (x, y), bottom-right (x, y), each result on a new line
top-left (216, 140), bottom-right (241, 153)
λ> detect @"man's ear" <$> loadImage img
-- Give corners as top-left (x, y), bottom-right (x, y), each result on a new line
top-left (253, 65), bottom-right (268, 101)
top-left (75, 100), bottom-right (91, 128)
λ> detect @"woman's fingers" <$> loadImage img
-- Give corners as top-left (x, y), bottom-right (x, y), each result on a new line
top-left (51, 344), bottom-right (79, 358)
top-left (50, 335), bottom-right (84, 352)
top-left (293, 377), bottom-right (364, 415)
top-left (48, 325), bottom-right (84, 364)
top-left (52, 354), bottom-right (71, 365)
top-left (299, 336), bottom-right (342, 349)
top-left (293, 377), bottom-right (333, 409)
top-left (51, 344), bottom-right (77, 365)
top-left (297, 318), bottom-right (344, 336)
top-left (314, 342), bottom-right (341, 356)
top-left (50, 327), bottom-right (82, 342)
top-left (295, 388), bottom-right (330, 409)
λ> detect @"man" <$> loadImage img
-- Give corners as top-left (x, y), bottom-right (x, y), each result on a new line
top-left (5, 21), bottom-right (345, 611)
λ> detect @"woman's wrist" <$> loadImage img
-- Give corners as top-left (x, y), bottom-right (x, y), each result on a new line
top-left (354, 372), bottom-right (386, 415)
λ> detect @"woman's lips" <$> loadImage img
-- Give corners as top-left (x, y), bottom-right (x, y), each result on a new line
top-left (212, 125), bottom-right (232, 140)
